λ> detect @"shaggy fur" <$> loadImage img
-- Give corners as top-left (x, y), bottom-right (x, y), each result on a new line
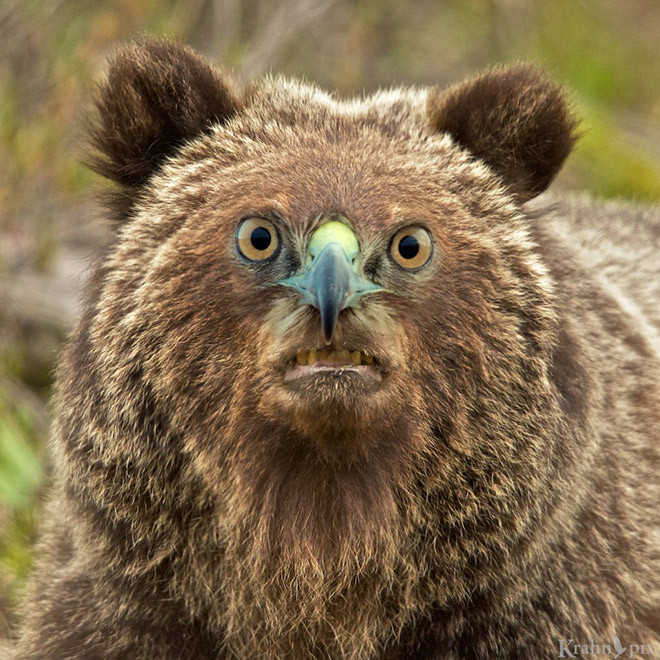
top-left (14, 39), bottom-right (660, 659)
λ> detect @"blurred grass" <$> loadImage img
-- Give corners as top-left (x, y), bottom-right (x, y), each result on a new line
top-left (0, 378), bottom-right (44, 635)
top-left (1, 0), bottom-right (659, 635)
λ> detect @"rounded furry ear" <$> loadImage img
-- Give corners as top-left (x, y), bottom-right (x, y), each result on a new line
top-left (427, 64), bottom-right (577, 202)
top-left (90, 38), bottom-right (239, 190)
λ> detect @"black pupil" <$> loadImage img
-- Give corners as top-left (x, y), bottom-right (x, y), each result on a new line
top-left (250, 226), bottom-right (272, 251)
top-left (398, 234), bottom-right (420, 259)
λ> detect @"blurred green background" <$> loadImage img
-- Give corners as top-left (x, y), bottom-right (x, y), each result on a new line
top-left (1, 0), bottom-right (659, 637)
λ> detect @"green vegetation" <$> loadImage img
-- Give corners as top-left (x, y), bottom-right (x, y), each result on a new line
top-left (1, 0), bottom-right (659, 634)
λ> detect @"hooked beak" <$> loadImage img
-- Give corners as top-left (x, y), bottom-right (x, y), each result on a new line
top-left (277, 220), bottom-right (385, 343)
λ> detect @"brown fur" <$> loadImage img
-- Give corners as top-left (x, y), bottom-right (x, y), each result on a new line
top-left (14, 39), bottom-right (660, 659)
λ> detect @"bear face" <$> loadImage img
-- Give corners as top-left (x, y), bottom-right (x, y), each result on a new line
top-left (88, 41), bottom-right (574, 444)
top-left (82, 38), bottom-right (577, 563)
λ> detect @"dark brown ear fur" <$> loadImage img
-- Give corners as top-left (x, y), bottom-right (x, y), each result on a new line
top-left (428, 64), bottom-right (577, 201)
top-left (90, 38), bottom-right (239, 198)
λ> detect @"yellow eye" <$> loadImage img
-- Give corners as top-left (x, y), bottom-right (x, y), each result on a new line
top-left (236, 217), bottom-right (279, 262)
top-left (390, 226), bottom-right (433, 269)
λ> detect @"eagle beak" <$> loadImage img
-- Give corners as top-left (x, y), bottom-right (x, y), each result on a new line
top-left (277, 219), bottom-right (385, 344)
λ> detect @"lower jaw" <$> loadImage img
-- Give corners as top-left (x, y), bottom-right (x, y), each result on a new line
top-left (284, 364), bottom-right (382, 383)
top-left (281, 366), bottom-right (385, 399)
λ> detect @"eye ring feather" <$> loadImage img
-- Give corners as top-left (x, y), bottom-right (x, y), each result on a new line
top-left (236, 217), bottom-right (280, 262)
top-left (389, 225), bottom-right (433, 269)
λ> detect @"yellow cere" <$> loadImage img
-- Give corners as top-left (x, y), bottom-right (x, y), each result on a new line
top-left (308, 220), bottom-right (360, 263)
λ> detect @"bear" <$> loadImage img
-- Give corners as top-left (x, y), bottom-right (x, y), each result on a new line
top-left (13, 38), bottom-right (660, 659)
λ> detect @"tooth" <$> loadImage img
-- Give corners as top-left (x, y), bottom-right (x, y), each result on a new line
top-left (364, 354), bottom-right (374, 365)
top-left (337, 350), bottom-right (351, 363)
top-left (297, 350), bottom-right (308, 366)
top-left (309, 349), bottom-right (318, 364)
top-left (319, 349), bottom-right (329, 362)
top-left (351, 351), bottom-right (361, 365)
top-left (325, 350), bottom-right (336, 362)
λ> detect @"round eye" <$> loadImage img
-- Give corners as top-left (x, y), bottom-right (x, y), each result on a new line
top-left (390, 226), bottom-right (433, 269)
top-left (236, 217), bottom-right (279, 262)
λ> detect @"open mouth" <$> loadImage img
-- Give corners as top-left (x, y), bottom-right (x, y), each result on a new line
top-left (284, 348), bottom-right (382, 383)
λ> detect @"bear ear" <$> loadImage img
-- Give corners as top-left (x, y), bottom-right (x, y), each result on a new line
top-left (427, 64), bottom-right (577, 202)
top-left (90, 38), bottom-right (240, 191)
